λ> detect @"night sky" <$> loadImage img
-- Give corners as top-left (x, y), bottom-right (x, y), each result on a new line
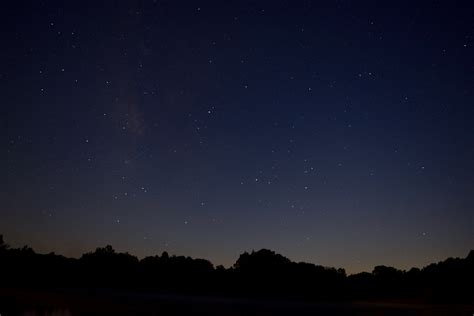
top-left (1, 1), bottom-right (473, 273)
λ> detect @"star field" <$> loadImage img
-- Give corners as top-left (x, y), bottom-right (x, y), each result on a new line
top-left (1, 1), bottom-right (473, 273)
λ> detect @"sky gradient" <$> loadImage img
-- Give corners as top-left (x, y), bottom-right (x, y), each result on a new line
top-left (1, 1), bottom-right (473, 273)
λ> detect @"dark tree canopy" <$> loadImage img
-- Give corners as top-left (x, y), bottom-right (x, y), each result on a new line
top-left (0, 235), bottom-right (472, 303)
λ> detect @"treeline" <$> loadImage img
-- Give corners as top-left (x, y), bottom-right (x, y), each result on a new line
top-left (0, 235), bottom-right (472, 303)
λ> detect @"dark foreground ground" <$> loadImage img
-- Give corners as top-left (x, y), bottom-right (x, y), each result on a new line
top-left (1, 289), bottom-right (473, 316)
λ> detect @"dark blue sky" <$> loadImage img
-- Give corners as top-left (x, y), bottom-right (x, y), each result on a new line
top-left (1, 1), bottom-right (473, 273)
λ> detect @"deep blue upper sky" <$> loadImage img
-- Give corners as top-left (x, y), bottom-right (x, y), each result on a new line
top-left (1, 1), bottom-right (473, 273)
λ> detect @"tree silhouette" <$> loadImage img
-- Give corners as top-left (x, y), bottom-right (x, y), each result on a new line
top-left (0, 234), bottom-right (8, 251)
top-left (0, 234), bottom-right (472, 303)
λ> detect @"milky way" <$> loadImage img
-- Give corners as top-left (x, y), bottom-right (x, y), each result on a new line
top-left (1, 1), bottom-right (473, 273)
